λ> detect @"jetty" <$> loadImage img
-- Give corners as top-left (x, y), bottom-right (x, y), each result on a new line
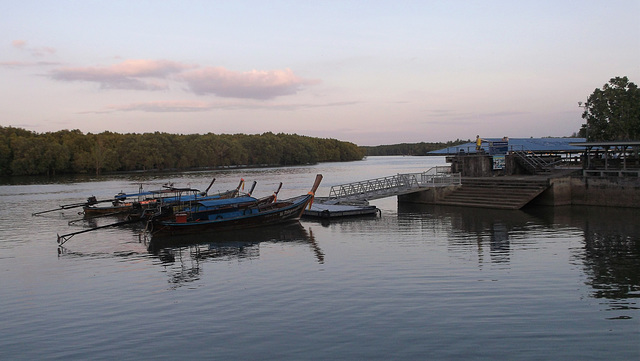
top-left (304, 166), bottom-right (462, 218)
top-left (303, 203), bottom-right (380, 219)
top-left (325, 166), bottom-right (460, 202)
top-left (424, 138), bottom-right (640, 209)
top-left (311, 138), bottom-right (640, 212)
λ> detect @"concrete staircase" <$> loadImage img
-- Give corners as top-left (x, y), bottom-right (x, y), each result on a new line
top-left (437, 177), bottom-right (550, 209)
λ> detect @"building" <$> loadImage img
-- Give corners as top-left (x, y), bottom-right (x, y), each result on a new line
top-left (417, 137), bottom-right (640, 208)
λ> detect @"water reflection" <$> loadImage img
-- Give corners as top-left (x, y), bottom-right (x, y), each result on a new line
top-left (397, 203), bottom-right (548, 264)
top-left (145, 222), bottom-right (324, 288)
top-left (398, 203), bottom-right (640, 309)
top-left (534, 206), bottom-right (640, 307)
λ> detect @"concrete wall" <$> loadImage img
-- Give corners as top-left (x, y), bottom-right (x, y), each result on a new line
top-left (449, 155), bottom-right (495, 177)
top-left (569, 176), bottom-right (640, 208)
top-left (449, 154), bottom-right (530, 176)
top-left (533, 176), bottom-right (573, 206)
top-left (533, 175), bottom-right (640, 208)
top-left (397, 185), bottom-right (461, 204)
top-left (401, 175), bottom-right (640, 208)
top-left (445, 154), bottom-right (640, 208)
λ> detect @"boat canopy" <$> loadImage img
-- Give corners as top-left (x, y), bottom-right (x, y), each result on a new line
top-left (114, 188), bottom-right (203, 200)
top-left (197, 196), bottom-right (257, 208)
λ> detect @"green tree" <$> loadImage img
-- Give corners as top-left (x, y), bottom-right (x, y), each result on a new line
top-left (0, 127), bottom-right (366, 176)
top-left (580, 76), bottom-right (640, 141)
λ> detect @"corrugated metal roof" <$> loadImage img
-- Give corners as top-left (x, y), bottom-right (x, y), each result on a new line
top-left (569, 141), bottom-right (640, 147)
top-left (429, 138), bottom-right (587, 154)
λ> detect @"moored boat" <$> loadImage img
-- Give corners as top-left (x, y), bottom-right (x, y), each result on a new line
top-left (149, 174), bottom-right (322, 237)
top-left (82, 179), bottom-right (248, 217)
top-left (56, 180), bottom-right (267, 245)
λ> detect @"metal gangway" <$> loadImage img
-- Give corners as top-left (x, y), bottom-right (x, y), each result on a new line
top-left (327, 166), bottom-right (461, 202)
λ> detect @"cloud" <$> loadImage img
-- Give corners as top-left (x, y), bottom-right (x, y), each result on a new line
top-left (11, 39), bottom-right (56, 57)
top-left (180, 67), bottom-right (320, 99)
top-left (49, 59), bottom-right (195, 90)
top-left (106, 100), bottom-right (213, 113)
top-left (12, 40), bottom-right (26, 49)
top-left (0, 60), bottom-right (59, 68)
top-left (43, 57), bottom-right (318, 99)
top-left (86, 99), bottom-right (357, 114)
top-left (425, 109), bottom-right (530, 122)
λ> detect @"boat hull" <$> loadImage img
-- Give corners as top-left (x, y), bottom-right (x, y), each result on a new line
top-left (151, 195), bottom-right (312, 237)
top-left (83, 204), bottom-right (135, 216)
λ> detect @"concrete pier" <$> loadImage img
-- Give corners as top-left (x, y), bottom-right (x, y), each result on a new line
top-left (401, 154), bottom-right (640, 209)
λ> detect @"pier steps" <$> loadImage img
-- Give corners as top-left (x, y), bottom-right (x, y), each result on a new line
top-left (437, 177), bottom-right (550, 210)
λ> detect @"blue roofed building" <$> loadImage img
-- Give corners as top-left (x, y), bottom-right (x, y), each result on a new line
top-left (429, 137), bottom-right (586, 155)
top-left (415, 137), bottom-right (639, 209)
top-left (428, 137), bottom-right (588, 178)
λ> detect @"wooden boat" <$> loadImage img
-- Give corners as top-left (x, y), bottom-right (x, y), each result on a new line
top-left (173, 182), bottom-right (282, 221)
top-left (149, 174), bottom-right (322, 237)
top-left (82, 179), bottom-right (248, 217)
top-left (56, 181), bottom-right (271, 245)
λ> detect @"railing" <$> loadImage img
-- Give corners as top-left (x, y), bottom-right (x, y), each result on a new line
top-left (583, 169), bottom-right (640, 177)
top-left (328, 166), bottom-right (461, 201)
top-left (512, 150), bottom-right (552, 173)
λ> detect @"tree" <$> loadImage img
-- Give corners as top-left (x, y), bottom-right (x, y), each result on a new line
top-left (579, 76), bottom-right (640, 141)
top-left (0, 127), bottom-right (366, 176)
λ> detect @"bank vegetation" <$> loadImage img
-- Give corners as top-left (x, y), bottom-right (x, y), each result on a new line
top-left (0, 127), bottom-right (365, 176)
top-left (362, 140), bottom-right (468, 156)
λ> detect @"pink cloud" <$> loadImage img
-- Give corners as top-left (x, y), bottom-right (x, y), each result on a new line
top-left (106, 100), bottom-right (213, 112)
top-left (12, 39), bottom-right (56, 57)
top-left (180, 67), bottom-right (320, 99)
top-left (31, 46), bottom-right (56, 57)
top-left (12, 40), bottom-right (26, 49)
top-left (85, 99), bottom-right (356, 114)
top-left (50, 59), bottom-right (195, 90)
top-left (0, 60), bottom-right (60, 68)
top-left (45, 58), bottom-right (318, 98)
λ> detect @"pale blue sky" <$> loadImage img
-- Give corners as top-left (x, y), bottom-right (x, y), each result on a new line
top-left (1, 0), bottom-right (638, 145)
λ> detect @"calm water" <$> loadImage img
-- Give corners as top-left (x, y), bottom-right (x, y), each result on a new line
top-left (1, 156), bottom-right (638, 360)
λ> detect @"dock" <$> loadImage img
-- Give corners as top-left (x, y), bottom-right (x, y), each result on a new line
top-left (303, 166), bottom-right (461, 218)
top-left (303, 202), bottom-right (380, 219)
top-left (326, 166), bottom-right (461, 202)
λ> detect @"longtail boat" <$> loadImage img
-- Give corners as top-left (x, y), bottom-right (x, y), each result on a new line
top-left (175, 182), bottom-right (282, 220)
top-left (56, 180), bottom-right (274, 245)
top-left (149, 174), bottom-right (322, 237)
top-left (82, 179), bottom-right (249, 217)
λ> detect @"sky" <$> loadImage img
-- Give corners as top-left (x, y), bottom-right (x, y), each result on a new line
top-left (1, 1), bottom-right (638, 146)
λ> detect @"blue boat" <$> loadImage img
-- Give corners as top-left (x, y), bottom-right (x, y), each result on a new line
top-left (83, 178), bottom-right (250, 216)
top-left (149, 175), bottom-right (322, 237)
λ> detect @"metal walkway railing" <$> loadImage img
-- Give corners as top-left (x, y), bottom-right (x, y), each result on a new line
top-left (327, 166), bottom-right (461, 202)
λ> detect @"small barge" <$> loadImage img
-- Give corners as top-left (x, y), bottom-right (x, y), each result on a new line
top-left (303, 201), bottom-right (380, 219)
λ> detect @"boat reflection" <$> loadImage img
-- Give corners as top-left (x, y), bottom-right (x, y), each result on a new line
top-left (146, 222), bottom-right (324, 288)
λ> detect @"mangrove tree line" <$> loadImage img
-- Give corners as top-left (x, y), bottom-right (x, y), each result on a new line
top-left (0, 127), bottom-right (365, 176)
top-left (362, 140), bottom-right (468, 156)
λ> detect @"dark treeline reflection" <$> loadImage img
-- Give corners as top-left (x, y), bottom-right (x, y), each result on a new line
top-left (397, 203), bottom-right (640, 304)
top-left (540, 206), bottom-right (640, 304)
top-left (0, 127), bottom-right (365, 176)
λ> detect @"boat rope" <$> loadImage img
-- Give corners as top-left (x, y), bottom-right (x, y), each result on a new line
top-left (307, 191), bottom-right (315, 209)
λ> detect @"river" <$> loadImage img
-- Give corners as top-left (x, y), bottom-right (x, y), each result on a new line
top-left (0, 156), bottom-right (638, 360)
